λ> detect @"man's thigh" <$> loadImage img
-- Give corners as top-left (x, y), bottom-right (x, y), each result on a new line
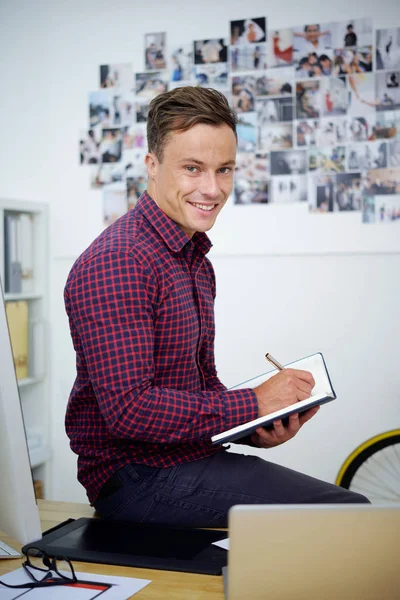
top-left (94, 450), bottom-right (369, 528)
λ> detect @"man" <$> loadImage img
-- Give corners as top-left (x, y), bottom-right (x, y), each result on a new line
top-left (294, 24), bottom-right (331, 54)
top-left (344, 24), bottom-right (357, 48)
top-left (65, 87), bottom-right (368, 527)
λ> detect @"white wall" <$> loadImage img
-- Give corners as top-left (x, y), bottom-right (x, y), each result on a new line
top-left (0, 0), bottom-right (399, 504)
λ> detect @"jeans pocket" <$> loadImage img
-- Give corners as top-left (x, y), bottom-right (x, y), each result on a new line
top-left (94, 463), bottom-right (155, 519)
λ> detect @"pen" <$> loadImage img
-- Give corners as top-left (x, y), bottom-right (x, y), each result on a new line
top-left (265, 353), bottom-right (284, 371)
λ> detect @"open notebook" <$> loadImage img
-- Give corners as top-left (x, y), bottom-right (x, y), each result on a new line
top-left (211, 352), bottom-right (336, 445)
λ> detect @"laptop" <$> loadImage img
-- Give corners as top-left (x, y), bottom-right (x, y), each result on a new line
top-left (225, 504), bottom-right (400, 600)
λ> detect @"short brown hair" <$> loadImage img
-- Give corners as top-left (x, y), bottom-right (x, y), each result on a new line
top-left (147, 86), bottom-right (238, 161)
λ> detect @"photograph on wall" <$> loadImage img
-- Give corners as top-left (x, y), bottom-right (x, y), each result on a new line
top-left (100, 128), bottom-right (123, 163)
top-left (100, 63), bottom-right (134, 89)
top-left (347, 141), bottom-right (387, 171)
top-left (256, 67), bottom-right (294, 97)
top-left (320, 77), bottom-right (347, 116)
top-left (232, 75), bottom-right (257, 112)
top-left (348, 73), bottom-right (376, 115)
top-left (110, 90), bottom-right (135, 127)
top-left (170, 44), bottom-right (194, 82)
top-left (135, 72), bottom-right (168, 99)
top-left (258, 123), bottom-right (293, 151)
top-left (333, 47), bottom-right (373, 75)
top-left (295, 50), bottom-right (333, 78)
top-left (127, 176), bottom-right (147, 209)
top-left (296, 81), bottom-right (321, 119)
top-left (331, 18), bottom-right (373, 49)
top-left (195, 63), bottom-right (229, 92)
top-left (237, 112), bottom-right (257, 152)
top-left (363, 193), bottom-right (400, 223)
top-left (293, 22), bottom-right (333, 55)
top-left (336, 172), bottom-right (363, 210)
top-left (318, 117), bottom-right (347, 146)
top-left (230, 18), bottom-right (266, 45)
top-left (375, 110), bottom-right (399, 139)
top-left (122, 125), bottom-right (136, 150)
top-left (309, 146), bottom-right (346, 173)
top-left (270, 174), bottom-right (307, 203)
top-left (376, 27), bottom-right (400, 70)
top-left (79, 128), bottom-right (102, 164)
top-left (230, 44), bottom-right (267, 72)
top-left (90, 161), bottom-right (127, 189)
top-left (268, 29), bottom-right (294, 67)
top-left (145, 32), bottom-right (167, 70)
top-left (135, 98), bottom-right (150, 123)
top-left (89, 90), bottom-right (112, 127)
top-left (194, 39), bottom-right (227, 64)
top-left (125, 123), bottom-right (147, 150)
top-left (375, 71), bottom-right (400, 111)
top-left (309, 173), bottom-right (337, 212)
top-left (362, 192), bottom-right (375, 222)
top-left (103, 182), bottom-right (128, 227)
top-left (234, 180), bottom-right (269, 204)
top-left (388, 141), bottom-right (400, 166)
top-left (235, 152), bottom-right (269, 180)
top-left (347, 115), bottom-right (376, 141)
top-left (124, 149), bottom-right (147, 176)
top-left (234, 151), bottom-right (269, 204)
top-left (296, 119), bottom-right (319, 147)
top-left (257, 96), bottom-right (294, 123)
top-left (363, 167), bottom-right (400, 194)
top-left (270, 149), bottom-right (307, 175)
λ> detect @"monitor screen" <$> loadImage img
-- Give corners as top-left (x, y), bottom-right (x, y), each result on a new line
top-left (0, 276), bottom-right (42, 545)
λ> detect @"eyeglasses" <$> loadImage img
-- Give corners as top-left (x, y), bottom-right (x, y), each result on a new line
top-left (0, 546), bottom-right (78, 589)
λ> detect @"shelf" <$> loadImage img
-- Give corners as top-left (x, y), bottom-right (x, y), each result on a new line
top-left (29, 445), bottom-right (51, 469)
top-left (1, 199), bottom-right (50, 496)
top-left (18, 377), bottom-right (43, 388)
top-left (4, 292), bottom-right (43, 302)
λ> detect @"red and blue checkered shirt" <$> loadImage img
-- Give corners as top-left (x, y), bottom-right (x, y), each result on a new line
top-left (64, 191), bottom-right (258, 503)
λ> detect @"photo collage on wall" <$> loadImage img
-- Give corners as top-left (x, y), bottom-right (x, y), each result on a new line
top-left (78, 17), bottom-right (400, 226)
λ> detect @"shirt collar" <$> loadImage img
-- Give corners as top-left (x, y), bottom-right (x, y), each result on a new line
top-left (136, 191), bottom-right (212, 256)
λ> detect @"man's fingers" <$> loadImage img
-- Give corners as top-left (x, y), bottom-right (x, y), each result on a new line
top-left (297, 390), bottom-right (312, 401)
top-left (288, 368), bottom-right (315, 388)
top-left (299, 406), bottom-right (320, 425)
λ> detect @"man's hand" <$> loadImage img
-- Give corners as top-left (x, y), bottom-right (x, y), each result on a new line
top-left (250, 368), bottom-right (317, 448)
top-left (254, 368), bottom-right (315, 417)
top-left (250, 407), bottom-right (320, 448)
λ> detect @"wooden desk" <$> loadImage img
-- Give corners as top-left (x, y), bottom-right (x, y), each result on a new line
top-left (0, 499), bottom-right (224, 599)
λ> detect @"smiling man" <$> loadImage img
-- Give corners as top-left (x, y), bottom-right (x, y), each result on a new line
top-left (64, 87), bottom-right (368, 526)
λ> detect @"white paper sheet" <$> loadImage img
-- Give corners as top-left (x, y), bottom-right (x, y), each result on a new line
top-left (212, 538), bottom-right (230, 550)
top-left (0, 568), bottom-right (151, 599)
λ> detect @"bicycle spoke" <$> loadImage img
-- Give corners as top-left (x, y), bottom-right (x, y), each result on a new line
top-left (348, 443), bottom-right (400, 503)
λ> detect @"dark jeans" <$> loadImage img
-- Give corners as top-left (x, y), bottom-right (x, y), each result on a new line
top-left (93, 450), bottom-right (370, 528)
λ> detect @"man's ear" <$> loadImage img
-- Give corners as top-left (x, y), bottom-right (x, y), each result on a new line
top-left (145, 152), bottom-right (159, 180)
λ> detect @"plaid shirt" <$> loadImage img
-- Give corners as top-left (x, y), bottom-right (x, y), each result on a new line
top-left (64, 192), bottom-right (258, 504)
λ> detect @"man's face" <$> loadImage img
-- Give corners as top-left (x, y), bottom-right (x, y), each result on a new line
top-left (145, 123), bottom-right (237, 238)
top-left (305, 25), bottom-right (319, 42)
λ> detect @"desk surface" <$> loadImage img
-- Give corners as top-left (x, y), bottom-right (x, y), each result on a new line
top-left (0, 499), bottom-right (224, 599)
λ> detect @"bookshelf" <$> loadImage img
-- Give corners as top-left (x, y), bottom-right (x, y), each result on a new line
top-left (0, 199), bottom-right (50, 498)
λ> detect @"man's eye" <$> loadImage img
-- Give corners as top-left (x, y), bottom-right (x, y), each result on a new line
top-left (219, 167), bottom-right (232, 174)
top-left (186, 166), bottom-right (198, 173)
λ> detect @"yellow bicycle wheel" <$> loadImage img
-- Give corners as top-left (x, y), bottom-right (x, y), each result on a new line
top-left (336, 430), bottom-right (400, 503)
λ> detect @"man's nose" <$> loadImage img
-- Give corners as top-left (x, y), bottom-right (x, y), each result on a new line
top-left (200, 172), bottom-right (220, 199)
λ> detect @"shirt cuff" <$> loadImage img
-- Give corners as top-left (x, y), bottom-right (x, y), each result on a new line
top-left (221, 387), bottom-right (259, 431)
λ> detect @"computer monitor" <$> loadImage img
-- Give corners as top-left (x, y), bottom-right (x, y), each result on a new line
top-left (0, 276), bottom-right (42, 545)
